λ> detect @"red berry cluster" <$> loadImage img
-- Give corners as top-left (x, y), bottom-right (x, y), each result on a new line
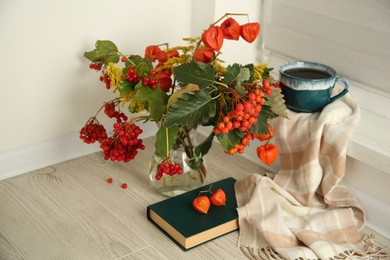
top-left (125, 66), bottom-right (141, 84)
top-left (101, 74), bottom-right (110, 89)
top-left (80, 95), bottom-right (146, 163)
top-left (97, 73), bottom-right (110, 89)
top-left (145, 46), bottom-right (178, 92)
top-left (104, 101), bottom-right (128, 123)
top-left (155, 161), bottom-right (183, 180)
top-left (79, 118), bottom-right (108, 144)
top-left (126, 64), bottom-right (164, 91)
top-left (214, 88), bottom-right (266, 135)
top-left (142, 70), bottom-right (160, 90)
top-left (100, 122), bottom-right (145, 162)
top-left (89, 62), bottom-right (102, 71)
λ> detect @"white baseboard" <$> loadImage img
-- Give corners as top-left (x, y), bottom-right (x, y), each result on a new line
top-left (0, 122), bottom-right (158, 181)
top-left (1, 124), bottom-right (389, 239)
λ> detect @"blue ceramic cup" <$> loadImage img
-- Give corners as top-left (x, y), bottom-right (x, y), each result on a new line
top-left (279, 61), bottom-right (349, 113)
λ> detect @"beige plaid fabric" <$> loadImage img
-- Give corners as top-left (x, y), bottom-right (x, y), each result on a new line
top-left (235, 93), bottom-right (387, 259)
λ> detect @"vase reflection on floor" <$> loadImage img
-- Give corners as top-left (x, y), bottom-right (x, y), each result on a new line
top-left (148, 129), bottom-right (207, 197)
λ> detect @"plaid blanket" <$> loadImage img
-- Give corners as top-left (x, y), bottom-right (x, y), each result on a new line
top-left (235, 92), bottom-right (388, 259)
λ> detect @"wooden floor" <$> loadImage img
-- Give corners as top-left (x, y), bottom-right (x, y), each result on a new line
top-left (0, 137), bottom-right (389, 260)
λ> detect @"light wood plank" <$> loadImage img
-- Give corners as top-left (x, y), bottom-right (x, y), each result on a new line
top-left (120, 246), bottom-right (166, 260)
top-left (0, 231), bottom-right (24, 260)
top-left (0, 166), bottom-right (148, 259)
top-left (58, 137), bottom-right (259, 259)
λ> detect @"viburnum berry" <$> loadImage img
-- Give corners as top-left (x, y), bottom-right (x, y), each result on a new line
top-left (125, 66), bottom-right (141, 84)
top-left (154, 161), bottom-right (183, 180)
top-left (104, 101), bottom-right (128, 123)
top-left (79, 118), bottom-right (108, 144)
top-left (103, 73), bottom-right (110, 89)
top-left (107, 177), bottom-right (113, 183)
top-left (272, 81), bottom-right (282, 90)
top-left (89, 62), bottom-right (102, 71)
top-left (121, 183), bottom-right (128, 189)
top-left (100, 122), bottom-right (145, 162)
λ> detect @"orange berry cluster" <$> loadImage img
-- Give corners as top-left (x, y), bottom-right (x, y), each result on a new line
top-left (227, 131), bottom-right (253, 155)
top-left (213, 88), bottom-right (266, 135)
top-left (227, 124), bottom-right (275, 156)
top-left (262, 79), bottom-right (273, 96)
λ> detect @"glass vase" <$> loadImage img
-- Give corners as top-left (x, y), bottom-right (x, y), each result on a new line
top-left (149, 128), bottom-right (207, 197)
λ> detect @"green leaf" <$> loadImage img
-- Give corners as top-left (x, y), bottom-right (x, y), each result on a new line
top-left (262, 67), bottom-right (273, 78)
top-left (216, 130), bottom-right (245, 152)
top-left (194, 132), bottom-right (215, 157)
top-left (84, 40), bottom-right (120, 64)
top-left (173, 61), bottom-right (215, 89)
top-left (127, 55), bottom-right (153, 77)
top-left (167, 83), bottom-right (200, 107)
top-left (224, 64), bottom-right (242, 86)
top-left (117, 80), bottom-right (133, 94)
top-left (266, 87), bottom-right (289, 118)
top-left (250, 105), bottom-right (273, 134)
top-left (235, 67), bottom-right (250, 95)
top-left (155, 125), bottom-right (180, 157)
top-left (243, 64), bottom-right (256, 82)
top-left (188, 157), bottom-right (204, 171)
top-left (163, 89), bottom-right (216, 129)
top-left (236, 67), bottom-right (250, 85)
top-left (200, 101), bottom-right (217, 127)
top-left (127, 55), bottom-right (144, 66)
top-left (134, 84), bottom-right (168, 121)
top-left (189, 132), bottom-right (215, 170)
top-left (224, 64), bottom-right (250, 95)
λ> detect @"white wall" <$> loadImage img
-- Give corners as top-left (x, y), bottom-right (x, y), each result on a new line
top-left (0, 0), bottom-right (192, 153)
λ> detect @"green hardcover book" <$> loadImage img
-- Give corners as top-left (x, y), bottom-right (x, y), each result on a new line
top-left (146, 177), bottom-right (239, 250)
